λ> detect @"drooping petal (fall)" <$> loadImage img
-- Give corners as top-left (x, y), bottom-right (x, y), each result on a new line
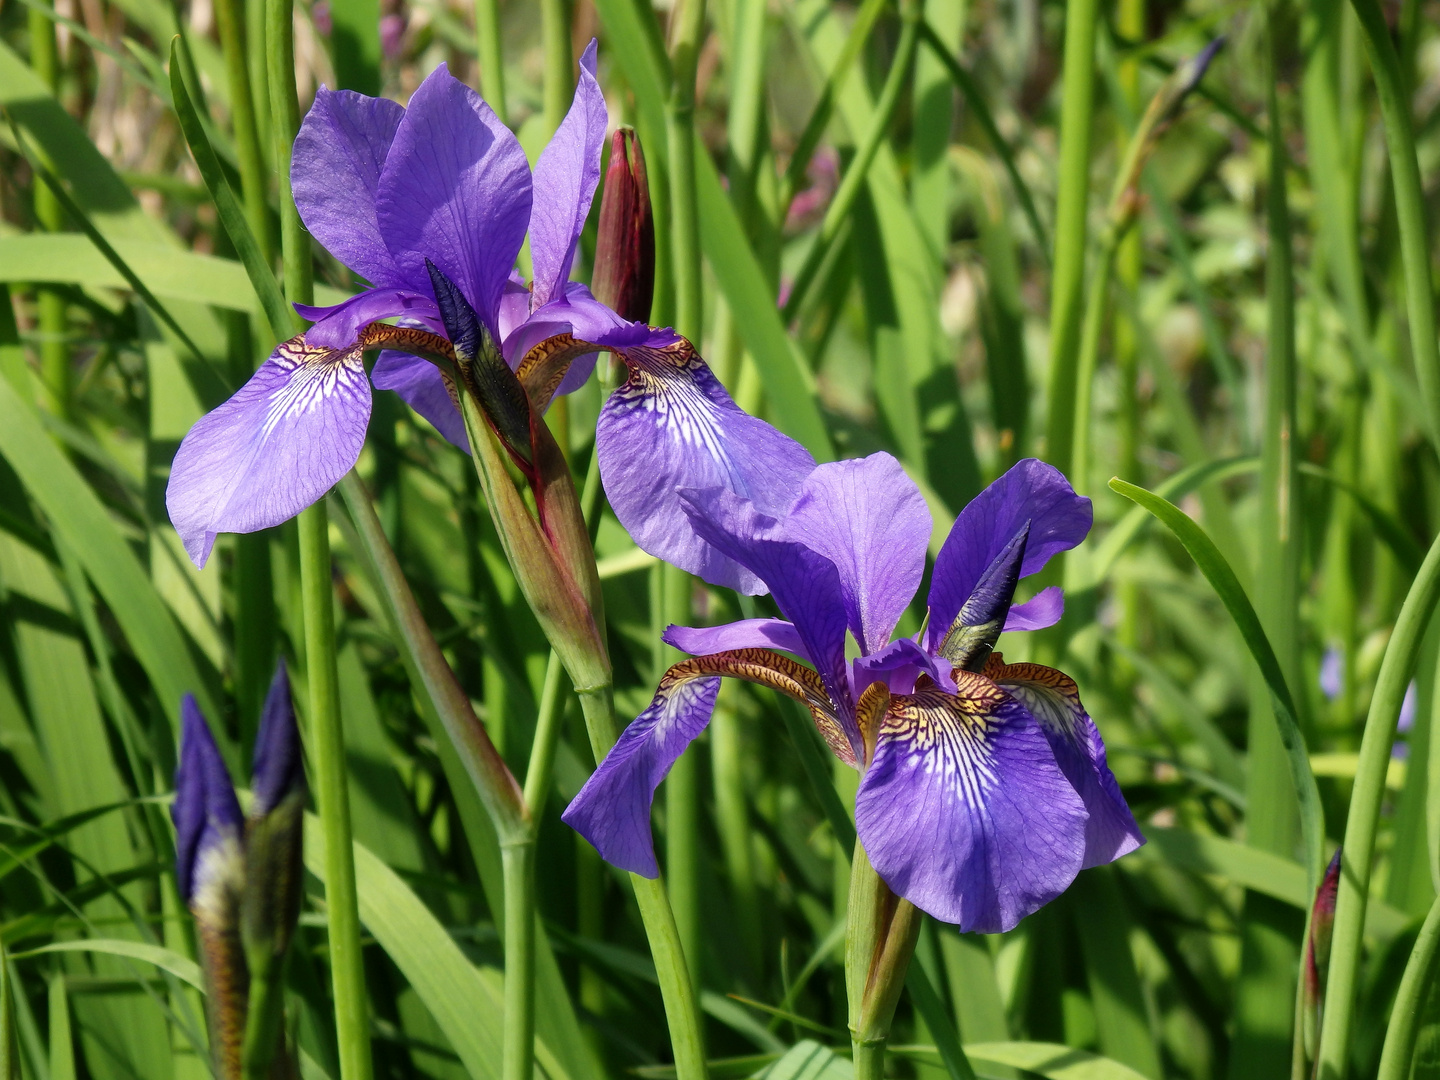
top-left (370, 349), bottom-right (470, 450)
top-left (597, 340), bottom-right (816, 593)
top-left (374, 63), bottom-right (531, 329)
top-left (564, 648), bottom-right (851, 875)
top-left (292, 87), bottom-right (405, 288)
top-left (1004, 586), bottom-right (1064, 632)
top-left (679, 489), bottom-right (855, 743)
top-left (664, 618), bottom-right (807, 659)
top-left (783, 453), bottom-right (931, 655)
top-left (855, 677), bottom-right (1089, 932)
top-left (167, 337), bottom-right (372, 567)
top-left (983, 654), bottom-right (1143, 868)
top-left (529, 40), bottom-right (606, 306)
top-left (173, 695), bottom-right (243, 909)
top-left (925, 459), bottom-right (1091, 654)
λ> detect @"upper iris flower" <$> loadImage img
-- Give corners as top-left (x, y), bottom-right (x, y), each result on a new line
top-left (563, 454), bottom-right (1144, 932)
top-left (167, 44), bottom-right (811, 578)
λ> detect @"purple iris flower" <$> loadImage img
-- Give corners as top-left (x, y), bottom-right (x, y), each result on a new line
top-left (166, 44), bottom-right (812, 587)
top-left (563, 454), bottom-right (1144, 932)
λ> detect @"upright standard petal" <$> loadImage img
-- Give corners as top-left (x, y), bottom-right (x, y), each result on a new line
top-left (292, 87), bottom-right (405, 288)
top-left (370, 349), bottom-right (470, 450)
top-left (375, 63), bottom-right (532, 326)
top-left (564, 647), bottom-right (852, 874)
top-left (679, 489), bottom-right (857, 749)
top-left (529, 40), bottom-right (607, 306)
top-left (173, 696), bottom-right (244, 910)
top-left (856, 678), bottom-right (1089, 932)
top-left (926, 459), bottom-right (1091, 654)
top-left (783, 453), bottom-right (930, 655)
top-left (983, 655), bottom-right (1144, 868)
top-left (167, 337), bottom-right (372, 567)
top-left (597, 339), bottom-right (816, 593)
top-left (1004, 586), bottom-right (1064, 632)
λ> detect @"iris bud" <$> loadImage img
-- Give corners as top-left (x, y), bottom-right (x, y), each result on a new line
top-left (592, 128), bottom-right (655, 324)
top-left (173, 696), bottom-right (247, 1078)
top-left (1302, 849), bottom-right (1342, 1059)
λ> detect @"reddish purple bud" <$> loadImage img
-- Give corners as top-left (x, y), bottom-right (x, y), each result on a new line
top-left (592, 128), bottom-right (654, 324)
top-left (1302, 848), bottom-right (1343, 1058)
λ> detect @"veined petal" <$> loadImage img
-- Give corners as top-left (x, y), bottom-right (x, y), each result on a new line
top-left (296, 287), bottom-right (439, 349)
top-left (529, 40), bottom-right (606, 306)
top-left (597, 339), bottom-right (816, 593)
top-left (852, 637), bottom-right (955, 698)
top-left (375, 63), bottom-right (531, 325)
top-left (926, 459), bottom-right (1091, 654)
top-left (167, 336), bottom-right (371, 567)
top-left (856, 677), bottom-right (1089, 932)
top-left (292, 87), bottom-right (405, 287)
top-left (370, 349), bottom-right (470, 450)
top-left (783, 453), bottom-right (930, 655)
top-left (983, 654), bottom-right (1143, 867)
top-left (1004, 586), bottom-right (1064, 632)
top-left (679, 489), bottom-right (855, 747)
top-left (563, 648), bottom-right (851, 875)
top-left (664, 618), bottom-right (807, 658)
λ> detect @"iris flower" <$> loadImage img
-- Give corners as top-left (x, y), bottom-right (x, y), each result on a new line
top-left (563, 454), bottom-right (1143, 932)
top-left (167, 45), bottom-right (810, 580)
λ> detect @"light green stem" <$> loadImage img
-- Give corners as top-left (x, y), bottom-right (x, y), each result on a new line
top-left (213, 0), bottom-right (271, 262)
top-left (475, 0), bottom-right (508, 121)
top-left (666, 0), bottom-right (707, 341)
top-left (28, 0), bottom-right (68, 421)
top-left (267, 0), bottom-right (312, 320)
top-left (845, 844), bottom-right (921, 1080)
top-left (500, 840), bottom-right (536, 1080)
top-left (298, 504), bottom-right (373, 1080)
top-left (1316, 533), bottom-right (1440, 1079)
top-left (239, 962), bottom-right (285, 1080)
top-left (663, 563), bottom-right (700, 989)
top-left (576, 689), bottom-right (708, 1080)
top-left (1375, 895), bottom-right (1440, 1080)
top-left (541, 0), bottom-right (572, 135)
top-left (1347, 0), bottom-right (1440, 447)
top-left (1044, 0), bottom-right (1100, 477)
top-left (1069, 229), bottom-right (1122, 497)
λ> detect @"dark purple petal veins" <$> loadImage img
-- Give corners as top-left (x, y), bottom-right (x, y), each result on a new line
top-left (782, 453), bottom-right (931, 655)
top-left (564, 648), bottom-right (851, 875)
top-left (982, 654), bottom-right (1144, 868)
top-left (925, 459), bottom-right (1091, 654)
top-left (596, 339), bottom-right (816, 594)
top-left (855, 676), bottom-right (1088, 932)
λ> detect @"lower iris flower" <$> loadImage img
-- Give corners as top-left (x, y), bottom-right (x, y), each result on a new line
top-left (563, 454), bottom-right (1144, 932)
top-left (166, 45), bottom-right (813, 583)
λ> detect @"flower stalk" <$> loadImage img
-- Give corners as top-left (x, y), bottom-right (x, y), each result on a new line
top-left (846, 844), bottom-right (922, 1080)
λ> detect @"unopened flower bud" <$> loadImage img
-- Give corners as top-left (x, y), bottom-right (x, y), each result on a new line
top-left (592, 128), bottom-right (655, 324)
top-left (173, 696), bottom-right (247, 1079)
top-left (1302, 849), bottom-right (1342, 1058)
top-left (243, 662), bottom-right (306, 962)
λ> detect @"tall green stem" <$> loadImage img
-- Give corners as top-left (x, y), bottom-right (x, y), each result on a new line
top-left (267, 0), bottom-right (312, 319)
top-left (1316, 534), bottom-right (1440, 1079)
top-left (298, 506), bottom-right (372, 1080)
top-left (1044, 0), bottom-right (1100, 477)
top-left (475, 0), bottom-right (508, 120)
top-left (846, 844), bottom-right (921, 1080)
top-left (1347, 0), bottom-right (1440, 446)
top-left (666, 0), bottom-right (706, 341)
top-left (541, 0), bottom-right (572, 135)
top-left (28, 1), bottom-right (68, 420)
top-left (213, 0), bottom-right (271, 261)
top-left (1375, 895), bottom-right (1440, 1080)
top-left (662, 564), bottom-right (699, 988)
top-left (1068, 231), bottom-right (1122, 497)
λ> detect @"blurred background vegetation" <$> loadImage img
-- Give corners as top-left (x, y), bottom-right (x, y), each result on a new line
top-left (0, 0), bottom-right (1438, 1073)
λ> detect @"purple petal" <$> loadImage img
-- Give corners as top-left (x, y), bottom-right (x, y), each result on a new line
top-left (251, 661), bottom-right (305, 816)
top-left (292, 87), bottom-right (405, 287)
top-left (562, 672), bottom-right (721, 876)
top-left (497, 274), bottom-right (531, 340)
top-left (856, 679), bottom-right (1089, 932)
top-left (529, 40), bottom-right (607, 306)
top-left (167, 338), bottom-right (371, 567)
top-left (597, 341), bottom-right (816, 592)
top-left (1318, 645), bottom-right (1343, 701)
top-left (370, 349), bottom-right (470, 450)
top-left (173, 695), bottom-right (243, 906)
top-left (783, 453), bottom-right (929, 655)
top-left (852, 637), bottom-right (955, 697)
top-left (985, 656), bottom-right (1144, 868)
top-left (677, 489), bottom-right (855, 746)
top-left (296, 287), bottom-right (439, 349)
top-left (663, 618), bottom-right (807, 658)
top-left (925, 459), bottom-right (1091, 654)
top-left (375, 63), bottom-right (531, 327)
top-left (1004, 586), bottom-right (1064, 632)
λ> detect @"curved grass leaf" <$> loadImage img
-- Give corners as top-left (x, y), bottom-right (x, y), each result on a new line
top-left (11, 941), bottom-right (201, 991)
top-left (167, 38), bottom-right (292, 340)
top-left (1109, 477), bottom-right (1324, 887)
top-left (966, 1041), bottom-right (1153, 1080)
top-left (907, 963), bottom-right (978, 1080)
top-left (1298, 462), bottom-right (1424, 572)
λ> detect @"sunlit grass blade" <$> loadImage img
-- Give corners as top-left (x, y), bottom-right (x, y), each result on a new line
top-left (906, 963), bottom-right (978, 1080)
top-left (1108, 477), bottom-right (1323, 884)
top-left (1376, 897), bottom-right (1440, 1080)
